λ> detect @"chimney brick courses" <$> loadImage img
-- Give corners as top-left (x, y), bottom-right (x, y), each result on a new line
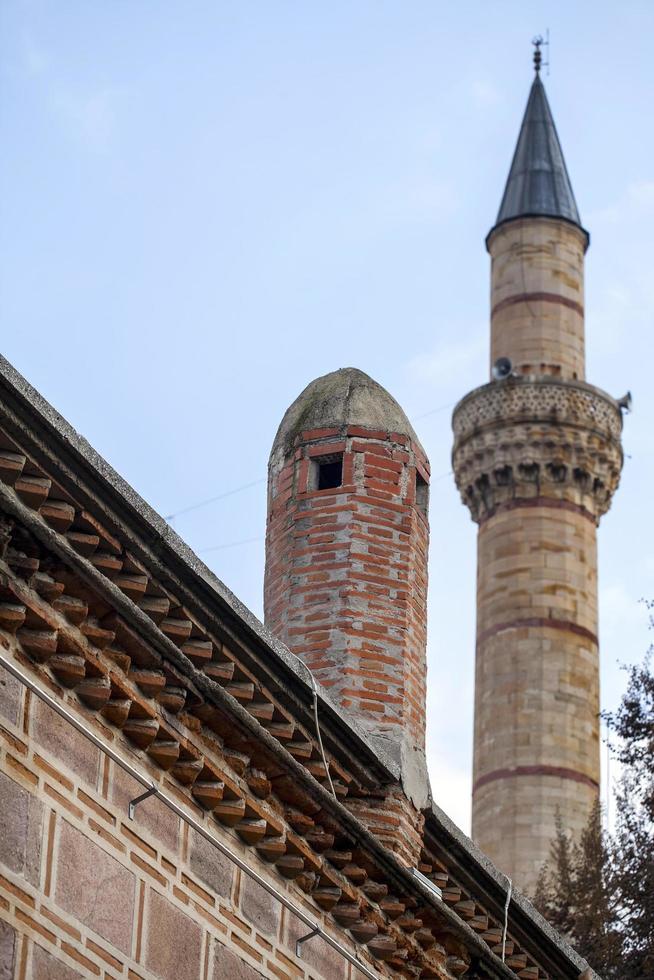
top-left (265, 370), bottom-right (431, 860)
top-left (265, 423), bottom-right (429, 748)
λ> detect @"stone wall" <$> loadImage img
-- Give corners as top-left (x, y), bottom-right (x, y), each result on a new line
top-left (471, 504), bottom-right (600, 892)
top-left (453, 214), bottom-right (622, 895)
top-left (488, 217), bottom-right (588, 380)
top-left (0, 663), bottom-right (359, 980)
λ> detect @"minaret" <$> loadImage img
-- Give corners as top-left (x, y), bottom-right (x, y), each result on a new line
top-left (452, 46), bottom-right (624, 893)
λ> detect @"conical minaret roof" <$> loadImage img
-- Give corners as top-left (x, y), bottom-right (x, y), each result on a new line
top-left (490, 68), bottom-right (585, 238)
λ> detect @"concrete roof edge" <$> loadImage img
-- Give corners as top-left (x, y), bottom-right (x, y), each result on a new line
top-left (425, 802), bottom-right (597, 978)
top-left (0, 356), bottom-right (399, 783)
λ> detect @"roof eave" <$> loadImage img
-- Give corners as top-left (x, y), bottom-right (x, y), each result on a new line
top-left (424, 802), bottom-right (599, 979)
top-left (0, 355), bottom-right (399, 788)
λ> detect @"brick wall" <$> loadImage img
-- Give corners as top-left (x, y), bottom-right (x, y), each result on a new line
top-left (265, 425), bottom-right (429, 759)
top-left (0, 662), bottom-right (362, 980)
top-left (265, 421), bottom-right (430, 865)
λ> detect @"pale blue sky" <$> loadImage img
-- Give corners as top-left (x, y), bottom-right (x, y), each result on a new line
top-left (2, 1), bottom-right (652, 831)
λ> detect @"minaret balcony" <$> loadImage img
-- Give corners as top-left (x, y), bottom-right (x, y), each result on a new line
top-left (452, 376), bottom-right (623, 524)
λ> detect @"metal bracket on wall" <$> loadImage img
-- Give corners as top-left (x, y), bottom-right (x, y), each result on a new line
top-left (295, 925), bottom-right (320, 958)
top-left (128, 785), bottom-right (158, 820)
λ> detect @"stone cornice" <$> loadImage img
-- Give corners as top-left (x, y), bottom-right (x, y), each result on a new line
top-left (452, 377), bottom-right (623, 524)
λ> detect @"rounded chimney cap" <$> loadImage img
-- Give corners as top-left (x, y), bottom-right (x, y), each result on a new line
top-left (270, 367), bottom-right (424, 461)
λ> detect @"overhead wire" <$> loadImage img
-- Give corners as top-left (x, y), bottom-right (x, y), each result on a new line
top-left (198, 470), bottom-right (453, 554)
top-left (165, 477), bottom-right (265, 522)
top-left (200, 535), bottom-right (265, 554)
top-left (164, 398), bottom-right (456, 528)
top-left (411, 399), bottom-right (455, 422)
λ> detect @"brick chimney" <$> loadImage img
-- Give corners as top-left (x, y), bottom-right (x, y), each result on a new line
top-left (264, 368), bottom-right (431, 819)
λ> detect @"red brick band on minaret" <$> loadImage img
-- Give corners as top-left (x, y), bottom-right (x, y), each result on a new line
top-left (477, 617), bottom-right (598, 647)
top-left (491, 291), bottom-right (584, 319)
top-left (479, 496), bottom-right (597, 526)
top-left (473, 765), bottom-right (600, 795)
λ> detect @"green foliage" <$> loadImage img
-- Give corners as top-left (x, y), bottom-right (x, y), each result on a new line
top-left (534, 801), bottom-right (624, 977)
top-left (534, 604), bottom-right (654, 978)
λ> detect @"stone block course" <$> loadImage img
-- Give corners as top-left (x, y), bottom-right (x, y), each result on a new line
top-left (31, 942), bottom-right (83, 979)
top-left (0, 918), bottom-right (16, 980)
top-left (54, 819), bottom-right (136, 954)
top-left (0, 667), bottom-right (21, 727)
top-left (488, 218), bottom-right (587, 379)
top-left (212, 941), bottom-right (265, 979)
top-left (0, 771), bottom-right (43, 887)
top-left (31, 696), bottom-right (99, 788)
top-left (239, 874), bottom-right (280, 939)
top-left (145, 889), bottom-right (203, 980)
top-left (188, 830), bottom-right (233, 900)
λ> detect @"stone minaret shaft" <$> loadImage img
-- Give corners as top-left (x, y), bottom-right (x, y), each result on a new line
top-left (452, 67), bottom-right (623, 893)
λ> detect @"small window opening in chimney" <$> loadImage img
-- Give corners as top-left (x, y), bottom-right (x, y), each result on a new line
top-left (314, 453), bottom-right (343, 491)
top-left (415, 472), bottom-right (428, 517)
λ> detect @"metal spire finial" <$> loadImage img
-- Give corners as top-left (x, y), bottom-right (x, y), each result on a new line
top-left (491, 33), bottom-right (584, 235)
